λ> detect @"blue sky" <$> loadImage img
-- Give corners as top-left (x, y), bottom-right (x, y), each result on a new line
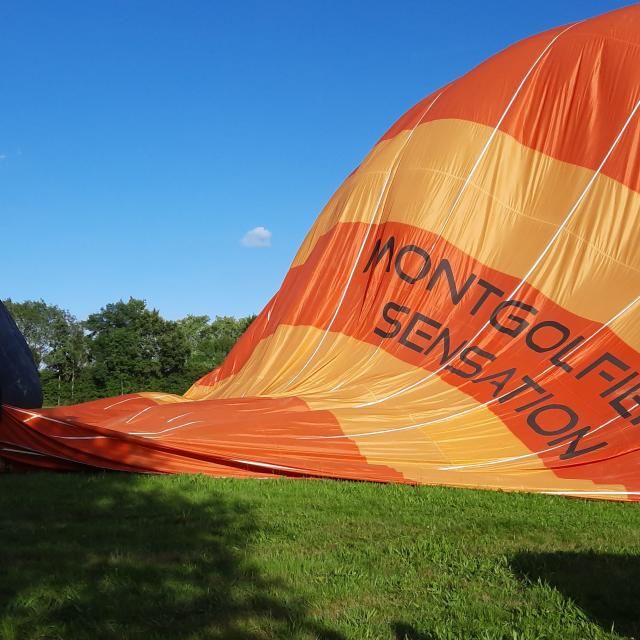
top-left (1, 0), bottom-right (632, 320)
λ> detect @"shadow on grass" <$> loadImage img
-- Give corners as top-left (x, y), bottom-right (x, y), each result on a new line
top-left (391, 622), bottom-right (433, 639)
top-left (0, 473), bottom-right (343, 640)
top-left (511, 551), bottom-right (640, 638)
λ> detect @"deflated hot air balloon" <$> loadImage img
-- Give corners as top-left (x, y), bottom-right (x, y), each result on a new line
top-left (2, 6), bottom-right (639, 500)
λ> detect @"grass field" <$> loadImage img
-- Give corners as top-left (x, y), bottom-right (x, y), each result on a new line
top-left (0, 474), bottom-right (638, 640)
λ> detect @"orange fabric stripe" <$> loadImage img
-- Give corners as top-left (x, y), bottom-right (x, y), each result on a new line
top-left (3, 395), bottom-right (406, 482)
top-left (380, 6), bottom-right (640, 193)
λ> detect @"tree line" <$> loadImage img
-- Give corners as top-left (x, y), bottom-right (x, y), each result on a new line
top-left (3, 298), bottom-right (255, 406)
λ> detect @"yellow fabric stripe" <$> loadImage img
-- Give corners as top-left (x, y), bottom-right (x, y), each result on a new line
top-left (290, 118), bottom-right (640, 350)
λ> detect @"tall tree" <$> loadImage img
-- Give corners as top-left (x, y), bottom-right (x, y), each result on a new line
top-left (44, 311), bottom-right (88, 404)
top-left (176, 315), bottom-right (212, 370)
top-left (177, 314), bottom-right (256, 379)
top-left (85, 298), bottom-right (189, 396)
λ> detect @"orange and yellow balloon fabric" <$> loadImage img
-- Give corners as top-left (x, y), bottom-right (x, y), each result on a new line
top-left (3, 6), bottom-right (640, 500)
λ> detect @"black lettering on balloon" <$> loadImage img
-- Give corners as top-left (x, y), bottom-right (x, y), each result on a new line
top-left (489, 300), bottom-right (538, 337)
top-left (526, 320), bottom-right (570, 353)
top-left (498, 375), bottom-right (545, 404)
top-left (423, 328), bottom-right (467, 365)
top-left (446, 346), bottom-right (496, 379)
top-left (472, 368), bottom-right (517, 397)
top-left (548, 426), bottom-right (608, 460)
top-left (374, 301), bottom-right (410, 339)
top-left (469, 279), bottom-right (505, 316)
top-left (394, 245), bottom-right (432, 284)
top-left (609, 382), bottom-right (640, 421)
top-left (527, 403), bottom-right (579, 436)
top-left (601, 372), bottom-right (639, 397)
top-left (514, 393), bottom-right (555, 412)
top-left (550, 335), bottom-right (586, 373)
top-left (363, 236), bottom-right (395, 273)
top-left (575, 352), bottom-right (630, 382)
top-left (426, 259), bottom-right (477, 305)
top-left (399, 312), bottom-right (441, 353)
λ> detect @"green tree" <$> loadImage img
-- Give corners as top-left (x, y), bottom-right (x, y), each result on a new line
top-left (177, 314), bottom-right (256, 382)
top-left (176, 315), bottom-right (212, 371)
top-left (4, 297), bottom-right (256, 403)
top-left (43, 309), bottom-right (89, 404)
top-left (85, 298), bottom-right (189, 396)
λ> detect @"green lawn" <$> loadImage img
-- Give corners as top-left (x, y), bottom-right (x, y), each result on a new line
top-left (0, 474), bottom-right (638, 640)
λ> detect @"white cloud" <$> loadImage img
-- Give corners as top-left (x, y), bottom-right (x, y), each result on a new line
top-left (241, 226), bottom-right (272, 248)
